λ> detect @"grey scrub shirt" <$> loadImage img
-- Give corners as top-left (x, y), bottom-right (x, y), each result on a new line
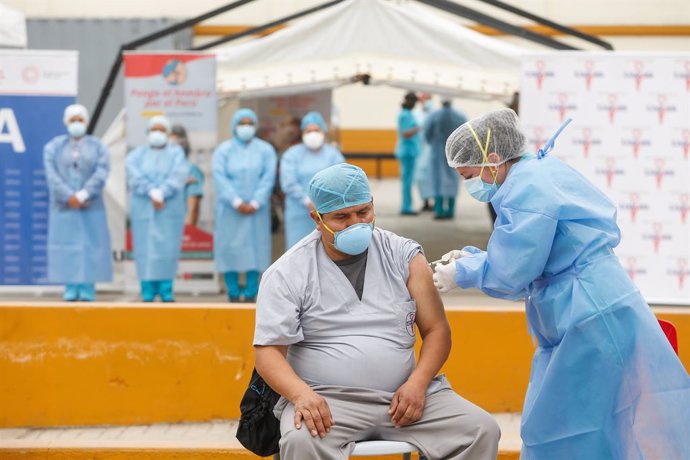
top-left (254, 228), bottom-right (422, 393)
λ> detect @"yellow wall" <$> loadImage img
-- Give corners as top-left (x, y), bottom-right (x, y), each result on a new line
top-left (0, 303), bottom-right (687, 428)
top-left (339, 129), bottom-right (399, 178)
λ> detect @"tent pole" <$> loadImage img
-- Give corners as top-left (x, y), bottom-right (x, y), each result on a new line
top-left (472, 0), bottom-right (613, 50)
top-left (193, 0), bottom-right (346, 51)
top-left (88, 0), bottom-right (258, 135)
top-left (415, 0), bottom-right (579, 51)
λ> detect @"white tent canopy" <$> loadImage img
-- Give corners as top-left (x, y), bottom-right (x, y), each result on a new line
top-left (214, 0), bottom-right (527, 100)
top-left (0, 4), bottom-right (27, 49)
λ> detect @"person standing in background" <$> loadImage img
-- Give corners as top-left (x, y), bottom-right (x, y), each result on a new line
top-left (424, 100), bottom-right (467, 220)
top-left (43, 104), bottom-right (112, 301)
top-left (169, 124), bottom-right (204, 227)
top-left (126, 115), bottom-right (189, 302)
top-left (212, 108), bottom-right (277, 303)
top-left (413, 93), bottom-right (434, 212)
top-left (280, 111), bottom-right (345, 249)
top-left (395, 92), bottom-right (421, 215)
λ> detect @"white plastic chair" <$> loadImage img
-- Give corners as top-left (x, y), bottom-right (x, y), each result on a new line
top-left (351, 440), bottom-right (420, 459)
top-left (273, 440), bottom-right (422, 459)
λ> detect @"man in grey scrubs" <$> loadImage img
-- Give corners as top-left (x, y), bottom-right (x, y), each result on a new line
top-left (254, 163), bottom-right (500, 459)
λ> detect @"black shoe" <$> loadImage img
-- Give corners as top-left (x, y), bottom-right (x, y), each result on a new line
top-left (420, 203), bottom-right (433, 212)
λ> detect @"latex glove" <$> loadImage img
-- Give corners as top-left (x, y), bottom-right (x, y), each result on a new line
top-left (148, 188), bottom-right (164, 203)
top-left (441, 249), bottom-right (472, 263)
top-left (432, 261), bottom-right (458, 293)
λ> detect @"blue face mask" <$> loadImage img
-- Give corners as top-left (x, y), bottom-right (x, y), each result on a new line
top-left (148, 130), bottom-right (168, 148)
top-left (67, 121), bottom-right (86, 138)
top-left (319, 215), bottom-right (375, 256)
top-left (236, 124), bottom-right (256, 142)
top-left (465, 173), bottom-right (499, 203)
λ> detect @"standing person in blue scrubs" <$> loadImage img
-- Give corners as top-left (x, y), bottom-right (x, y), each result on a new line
top-left (126, 115), bottom-right (189, 302)
top-left (433, 109), bottom-right (690, 459)
top-left (280, 111), bottom-right (344, 249)
top-left (213, 108), bottom-right (277, 302)
top-left (424, 100), bottom-right (466, 220)
top-left (43, 104), bottom-right (112, 301)
top-left (395, 92), bottom-right (421, 215)
top-left (414, 93), bottom-right (434, 212)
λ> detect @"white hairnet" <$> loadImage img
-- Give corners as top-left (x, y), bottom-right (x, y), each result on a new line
top-left (148, 115), bottom-right (171, 133)
top-left (63, 104), bottom-right (89, 125)
top-left (445, 108), bottom-right (526, 167)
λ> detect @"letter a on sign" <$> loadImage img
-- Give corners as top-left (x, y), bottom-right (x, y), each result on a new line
top-left (0, 108), bottom-right (26, 153)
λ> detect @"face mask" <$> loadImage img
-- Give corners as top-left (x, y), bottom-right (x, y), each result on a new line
top-left (67, 122), bottom-right (86, 138)
top-left (303, 131), bottom-right (325, 150)
top-left (319, 214), bottom-right (374, 256)
top-left (148, 130), bottom-right (168, 148)
top-left (465, 174), bottom-right (499, 202)
top-left (236, 124), bottom-right (256, 142)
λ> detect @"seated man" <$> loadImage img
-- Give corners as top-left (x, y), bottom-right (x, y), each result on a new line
top-left (254, 163), bottom-right (500, 460)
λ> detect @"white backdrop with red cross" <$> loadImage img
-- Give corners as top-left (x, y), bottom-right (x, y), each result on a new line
top-left (520, 52), bottom-right (690, 305)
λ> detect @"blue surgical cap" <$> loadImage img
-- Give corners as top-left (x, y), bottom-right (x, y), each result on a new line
top-left (301, 111), bottom-right (327, 132)
top-left (309, 163), bottom-right (371, 215)
top-left (232, 108), bottom-right (258, 138)
top-left (148, 115), bottom-right (171, 133)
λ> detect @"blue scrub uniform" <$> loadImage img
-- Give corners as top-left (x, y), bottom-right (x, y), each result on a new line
top-left (126, 143), bottom-right (188, 301)
top-left (455, 154), bottom-right (690, 459)
top-left (43, 135), bottom-right (113, 301)
top-left (212, 137), bottom-right (277, 300)
top-left (395, 108), bottom-right (420, 214)
top-left (280, 143), bottom-right (344, 249)
top-left (413, 108), bottom-right (433, 203)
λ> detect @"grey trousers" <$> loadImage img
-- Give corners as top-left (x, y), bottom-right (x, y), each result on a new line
top-left (274, 378), bottom-right (500, 460)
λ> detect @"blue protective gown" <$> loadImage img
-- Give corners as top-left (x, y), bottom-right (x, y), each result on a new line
top-left (455, 154), bottom-right (690, 459)
top-left (413, 108), bottom-right (433, 201)
top-left (213, 137), bottom-right (277, 273)
top-left (424, 107), bottom-right (466, 199)
top-left (395, 108), bottom-right (421, 213)
top-left (126, 143), bottom-right (189, 281)
top-left (185, 163), bottom-right (204, 198)
top-left (280, 143), bottom-right (344, 249)
top-left (43, 135), bottom-right (113, 284)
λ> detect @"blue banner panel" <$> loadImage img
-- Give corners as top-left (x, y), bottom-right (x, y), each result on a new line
top-left (0, 95), bottom-right (74, 285)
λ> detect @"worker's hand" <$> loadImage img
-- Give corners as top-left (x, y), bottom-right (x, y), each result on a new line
top-left (389, 378), bottom-right (426, 428)
top-left (440, 249), bottom-right (471, 263)
top-left (67, 195), bottom-right (81, 209)
top-left (292, 388), bottom-right (334, 438)
top-left (432, 261), bottom-right (458, 293)
top-left (237, 203), bottom-right (255, 214)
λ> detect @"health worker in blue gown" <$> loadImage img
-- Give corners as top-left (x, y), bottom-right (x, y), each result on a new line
top-left (423, 100), bottom-right (466, 220)
top-left (213, 108), bottom-right (277, 302)
top-left (126, 115), bottom-right (189, 302)
top-left (280, 111), bottom-right (344, 249)
top-left (395, 92), bottom-right (421, 215)
top-left (43, 104), bottom-right (113, 301)
top-left (432, 108), bottom-right (690, 460)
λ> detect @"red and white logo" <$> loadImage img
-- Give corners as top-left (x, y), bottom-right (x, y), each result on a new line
top-left (621, 128), bottom-right (651, 159)
top-left (525, 60), bottom-right (554, 90)
top-left (595, 158), bottom-right (624, 189)
top-left (671, 129), bottom-right (690, 160)
top-left (597, 93), bottom-right (627, 125)
top-left (647, 95), bottom-right (677, 125)
top-left (619, 192), bottom-right (646, 223)
top-left (572, 128), bottom-right (601, 159)
top-left (671, 194), bottom-right (690, 224)
top-left (656, 159), bottom-right (671, 189)
top-left (624, 60), bottom-right (653, 91)
top-left (625, 257), bottom-right (647, 281)
top-left (549, 93), bottom-right (577, 122)
top-left (21, 65), bottom-right (40, 84)
top-left (678, 259), bottom-right (688, 289)
top-left (574, 60), bottom-right (603, 91)
top-left (653, 223), bottom-right (665, 253)
top-left (674, 61), bottom-right (690, 92)
top-left (529, 127), bottom-right (545, 153)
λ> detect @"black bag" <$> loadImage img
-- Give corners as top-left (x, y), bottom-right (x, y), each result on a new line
top-left (236, 368), bottom-right (281, 456)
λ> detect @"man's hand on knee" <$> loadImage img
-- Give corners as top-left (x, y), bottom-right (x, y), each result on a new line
top-left (389, 379), bottom-right (426, 428)
top-left (293, 388), bottom-right (334, 438)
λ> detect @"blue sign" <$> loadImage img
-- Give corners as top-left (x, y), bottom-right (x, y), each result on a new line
top-left (0, 94), bottom-right (74, 284)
